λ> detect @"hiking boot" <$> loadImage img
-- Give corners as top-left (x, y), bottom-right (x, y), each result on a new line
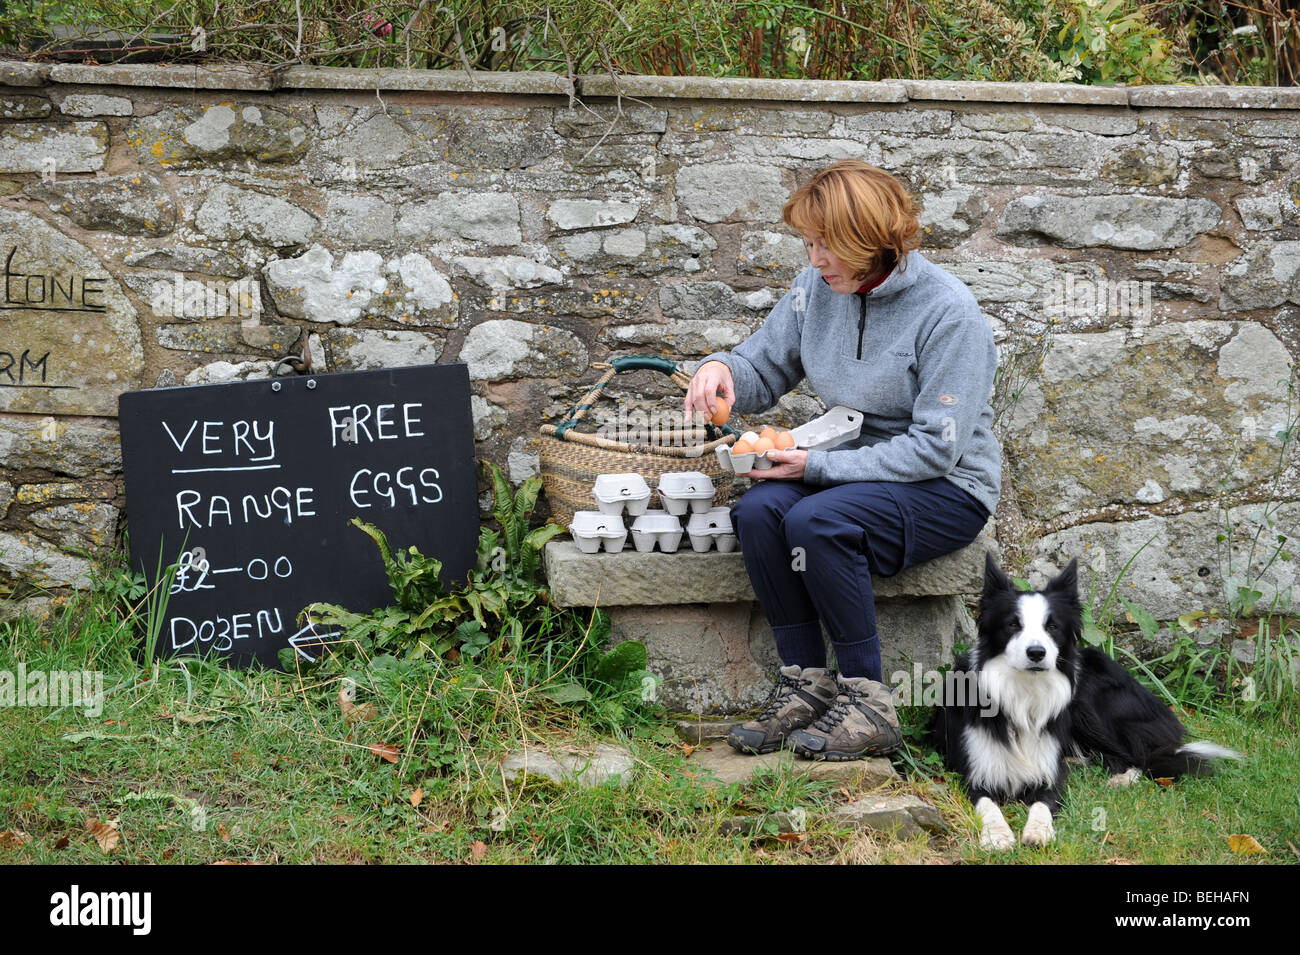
top-left (727, 665), bottom-right (840, 755)
top-left (787, 675), bottom-right (902, 760)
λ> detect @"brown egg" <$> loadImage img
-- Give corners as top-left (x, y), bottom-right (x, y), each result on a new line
top-left (753, 437), bottom-right (776, 454)
top-left (710, 395), bottom-right (730, 426)
top-left (774, 430), bottom-right (796, 450)
top-left (732, 439), bottom-right (755, 455)
top-left (759, 426), bottom-right (778, 442)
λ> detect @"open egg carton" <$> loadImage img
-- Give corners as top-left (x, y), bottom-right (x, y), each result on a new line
top-left (715, 405), bottom-right (864, 476)
top-left (568, 471), bottom-right (737, 554)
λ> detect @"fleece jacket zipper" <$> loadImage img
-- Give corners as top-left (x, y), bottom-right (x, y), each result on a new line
top-left (856, 292), bottom-right (866, 360)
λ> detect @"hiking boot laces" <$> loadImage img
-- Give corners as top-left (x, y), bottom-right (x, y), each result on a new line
top-left (756, 671), bottom-right (806, 721)
top-left (810, 685), bottom-right (865, 733)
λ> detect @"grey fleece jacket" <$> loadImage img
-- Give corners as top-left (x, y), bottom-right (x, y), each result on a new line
top-left (698, 249), bottom-right (1002, 517)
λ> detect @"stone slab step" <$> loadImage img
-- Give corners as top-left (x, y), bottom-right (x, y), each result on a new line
top-left (500, 742), bottom-right (635, 788)
top-left (674, 718), bottom-right (734, 744)
top-left (824, 794), bottom-right (946, 839)
top-left (719, 794), bottom-right (946, 840)
top-left (684, 743), bottom-right (898, 788)
top-left (543, 518), bottom-right (997, 607)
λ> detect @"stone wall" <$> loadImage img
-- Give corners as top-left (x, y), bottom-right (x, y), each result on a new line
top-left (1, 61), bottom-right (1296, 619)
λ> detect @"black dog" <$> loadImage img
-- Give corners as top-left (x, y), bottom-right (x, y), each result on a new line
top-left (930, 553), bottom-right (1240, 850)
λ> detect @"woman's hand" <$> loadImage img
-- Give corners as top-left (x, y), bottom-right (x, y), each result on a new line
top-left (752, 448), bottom-right (807, 481)
top-left (685, 360), bottom-right (736, 425)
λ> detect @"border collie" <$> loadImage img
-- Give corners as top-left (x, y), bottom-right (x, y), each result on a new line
top-left (930, 552), bottom-right (1240, 851)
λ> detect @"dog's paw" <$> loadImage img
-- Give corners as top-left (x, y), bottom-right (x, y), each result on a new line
top-left (1020, 802), bottom-right (1056, 847)
top-left (980, 824), bottom-right (1017, 851)
top-left (974, 797), bottom-right (1016, 852)
top-left (1107, 767), bottom-right (1142, 787)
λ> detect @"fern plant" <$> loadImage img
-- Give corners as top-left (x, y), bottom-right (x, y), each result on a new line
top-left (476, 455), bottom-right (566, 591)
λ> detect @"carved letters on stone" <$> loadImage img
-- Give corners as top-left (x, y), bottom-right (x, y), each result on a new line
top-left (0, 209), bottom-right (144, 416)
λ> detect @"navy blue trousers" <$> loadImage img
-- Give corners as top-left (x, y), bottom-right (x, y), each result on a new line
top-left (730, 476), bottom-right (990, 683)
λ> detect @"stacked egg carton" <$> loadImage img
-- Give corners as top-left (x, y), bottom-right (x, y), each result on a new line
top-left (568, 471), bottom-right (737, 554)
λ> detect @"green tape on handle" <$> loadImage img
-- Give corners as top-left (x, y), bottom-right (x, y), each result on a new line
top-left (610, 355), bottom-right (679, 375)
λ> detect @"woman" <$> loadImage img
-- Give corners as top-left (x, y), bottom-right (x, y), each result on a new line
top-left (685, 159), bottom-right (1001, 761)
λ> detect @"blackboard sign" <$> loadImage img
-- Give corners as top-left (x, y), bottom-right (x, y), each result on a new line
top-left (118, 363), bottom-right (480, 669)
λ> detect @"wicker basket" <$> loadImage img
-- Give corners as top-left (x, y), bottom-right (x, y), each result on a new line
top-left (538, 355), bottom-right (739, 530)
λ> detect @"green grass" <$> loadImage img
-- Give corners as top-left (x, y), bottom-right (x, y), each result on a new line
top-left (1, 578), bottom-right (1297, 864)
top-left (939, 705), bottom-right (1298, 864)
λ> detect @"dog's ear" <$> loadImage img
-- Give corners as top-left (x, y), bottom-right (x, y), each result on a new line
top-left (983, 550), bottom-right (1014, 598)
top-left (1044, 557), bottom-right (1079, 598)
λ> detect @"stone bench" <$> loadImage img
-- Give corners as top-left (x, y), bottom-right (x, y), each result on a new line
top-left (542, 517), bottom-right (998, 715)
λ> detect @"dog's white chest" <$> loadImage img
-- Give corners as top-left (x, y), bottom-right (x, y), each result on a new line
top-left (962, 721), bottom-right (1061, 795)
top-left (962, 661), bottom-right (1071, 795)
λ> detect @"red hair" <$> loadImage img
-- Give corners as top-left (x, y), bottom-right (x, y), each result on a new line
top-left (782, 159), bottom-right (923, 282)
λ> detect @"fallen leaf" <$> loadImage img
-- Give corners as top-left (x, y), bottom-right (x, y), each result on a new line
top-left (677, 743), bottom-right (696, 757)
top-left (338, 684), bottom-right (377, 723)
top-left (1153, 776), bottom-right (1174, 787)
top-left (85, 818), bottom-right (120, 853)
top-left (176, 711), bottom-right (222, 724)
top-left (217, 824), bottom-right (231, 843)
top-left (776, 832), bottom-right (808, 844)
top-left (52, 835), bottom-right (70, 850)
top-left (1201, 810), bottom-right (1219, 822)
top-left (0, 830), bottom-right (31, 849)
top-left (469, 840), bottom-right (487, 862)
top-left (154, 709), bottom-right (173, 719)
top-left (63, 730), bottom-right (156, 743)
top-left (1228, 833), bottom-right (1267, 855)
top-left (369, 742), bottom-right (399, 763)
top-left (409, 788), bottom-right (424, 809)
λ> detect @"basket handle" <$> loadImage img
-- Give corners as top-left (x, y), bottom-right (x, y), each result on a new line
top-left (610, 355), bottom-right (679, 375)
top-left (552, 354), bottom-right (737, 440)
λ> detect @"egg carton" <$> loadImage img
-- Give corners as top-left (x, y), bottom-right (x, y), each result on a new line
top-left (716, 405), bottom-right (864, 476)
top-left (684, 507), bottom-right (737, 553)
top-left (591, 472), bottom-right (653, 516)
top-left (629, 509), bottom-right (686, 553)
top-left (569, 510), bottom-right (628, 553)
top-left (656, 471), bottom-right (717, 516)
